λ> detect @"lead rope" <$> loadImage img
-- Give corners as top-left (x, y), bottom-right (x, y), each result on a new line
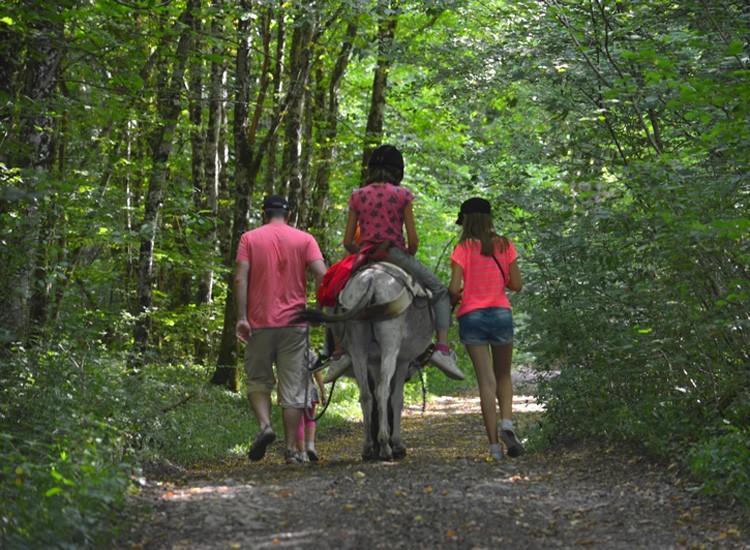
top-left (303, 323), bottom-right (337, 422)
top-left (414, 235), bottom-right (458, 415)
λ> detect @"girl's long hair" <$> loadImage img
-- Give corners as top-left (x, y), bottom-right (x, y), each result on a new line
top-left (459, 212), bottom-right (506, 256)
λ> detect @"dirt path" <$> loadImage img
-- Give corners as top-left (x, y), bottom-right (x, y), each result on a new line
top-left (124, 392), bottom-right (748, 549)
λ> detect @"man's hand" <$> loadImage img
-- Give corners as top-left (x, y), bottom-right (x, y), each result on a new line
top-left (236, 319), bottom-right (252, 343)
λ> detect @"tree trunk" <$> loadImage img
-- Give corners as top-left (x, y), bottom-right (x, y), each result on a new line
top-left (361, 0), bottom-right (398, 179)
top-left (212, 2), bottom-right (306, 388)
top-left (197, 0), bottom-right (224, 310)
top-left (297, 75), bottom-right (316, 230)
top-left (132, 0), bottom-right (198, 364)
top-left (263, 3), bottom-right (285, 196)
top-left (283, 8), bottom-right (316, 224)
top-left (307, 21), bottom-right (357, 241)
top-left (1, 3), bottom-right (67, 345)
top-left (211, 2), bottom-right (254, 389)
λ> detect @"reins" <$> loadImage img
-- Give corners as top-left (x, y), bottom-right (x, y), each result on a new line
top-left (302, 324), bottom-right (337, 422)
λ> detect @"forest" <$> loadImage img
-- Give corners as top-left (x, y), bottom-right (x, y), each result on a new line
top-left (1, 0), bottom-right (748, 546)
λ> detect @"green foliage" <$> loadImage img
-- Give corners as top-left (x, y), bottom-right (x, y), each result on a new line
top-left (689, 429), bottom-right (750, 507)
top-left (0, 347), bottom-right (131, 547)
top-left (2, 0), bottom-right (750, 545)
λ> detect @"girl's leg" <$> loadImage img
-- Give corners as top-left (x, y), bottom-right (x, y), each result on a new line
top-left (491, 344), bottom-right (513, 423)
top-left (465, 344), bottom-right (499, 445)
top-left (386, 248), bottom-right (452, 342)
top-left (385, 247), bottom-right (463, 378)
top-left (492, 343), bottom-right (524, 456)
top-left (304, 406), bottom-right (316, 451)
top-left (304, 406), bottom-right (319, 461)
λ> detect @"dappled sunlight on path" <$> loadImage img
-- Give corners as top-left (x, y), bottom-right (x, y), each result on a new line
top-left (124, 392), bottom-right (748, 549)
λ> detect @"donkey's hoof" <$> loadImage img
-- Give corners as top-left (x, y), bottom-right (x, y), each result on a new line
top-left (362, 447), bottom-right (378, 461)
top-left (378, 444), bottom-right (393, 461)
top-left (392, 445), bottom-right (407, 460)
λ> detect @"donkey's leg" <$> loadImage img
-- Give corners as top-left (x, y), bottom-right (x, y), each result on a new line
top-left (389, 361), bottom-right (409, 459)
top-left (374, 320), bottom-right (402, 460)
top-left (348, 323), bottom-right (376, 460)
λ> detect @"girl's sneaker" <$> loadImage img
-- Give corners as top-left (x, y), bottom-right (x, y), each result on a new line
top-left (284, 449), bottom-right (308, 464)
top-left (323, 353), bottom-right (352, 383)
top-left (500, 429), bottom-right (524, 457)
top-left (429, 349), bottom-right (465, 380)
top-left (489, 443), bottom-right (503, 461)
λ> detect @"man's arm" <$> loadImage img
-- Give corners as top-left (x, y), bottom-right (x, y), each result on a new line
top-left (308, 259), bottom-right (327, 290)
top-left (235, 260), bottom-right (251, 342)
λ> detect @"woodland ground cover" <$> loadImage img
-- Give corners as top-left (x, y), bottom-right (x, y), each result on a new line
top-left (1, 0), bottom-right (749, 546)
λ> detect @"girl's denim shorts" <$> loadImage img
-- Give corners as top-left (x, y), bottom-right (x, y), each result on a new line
top-left (458, 307), bottom-right (514, 346)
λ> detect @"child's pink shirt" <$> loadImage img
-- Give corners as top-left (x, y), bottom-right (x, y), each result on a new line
top-left (349, 183), bottom-right (414, 250)
top-left (235, 222), bottom-right (323, 328)
top-left (451, 238), bottom-right (518, 317)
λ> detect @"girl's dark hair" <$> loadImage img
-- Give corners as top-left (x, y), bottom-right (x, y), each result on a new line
top-left (365, 165), bottom-right (402, 185)
top-left (459, 212), bottom-right (504, 256)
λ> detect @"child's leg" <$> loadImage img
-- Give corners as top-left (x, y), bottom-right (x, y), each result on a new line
top-left (304, 405), bottom-right (317, 451)
top-left (465, 344), bottom-right (499, 445)
top-left (491, 343), bottom-right (513, 424)
top-left (386, 248), bottom-right (451, 343)
top-left (296, 412), bottom-right (306, 452)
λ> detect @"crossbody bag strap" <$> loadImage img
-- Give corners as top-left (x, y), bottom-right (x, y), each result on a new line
top-left (490, 254), bottom-right (507, 286)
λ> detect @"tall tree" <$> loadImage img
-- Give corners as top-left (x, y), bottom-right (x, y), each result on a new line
top-left (306, 20), bottom-right (358, 236)
top-left (132, 0), bottom-right (199, 363)
top-left (263, 3), bottom-right (286, 196)
top-left (0, 2), bottom-right (69, 345)
top-left (212, 2), bottom-right (292, 388)
top-left (361, 0), bottom-right (398, 177)
top-left (283, 5), bottom-right (317, 224)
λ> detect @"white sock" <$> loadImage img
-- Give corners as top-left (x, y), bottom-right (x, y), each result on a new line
top-left (501, 419), bottom-right (514, 431)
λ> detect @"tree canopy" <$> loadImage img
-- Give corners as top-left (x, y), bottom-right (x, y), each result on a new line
top-left (1, 0), bottom-right (748, 544)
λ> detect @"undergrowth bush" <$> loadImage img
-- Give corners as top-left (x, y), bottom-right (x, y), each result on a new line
top-left (0, 346), bottom-right (132, 547)
top-left (0, 331), bottom-right (477, 547)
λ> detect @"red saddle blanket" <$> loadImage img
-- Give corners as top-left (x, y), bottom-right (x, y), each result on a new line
top-left (317, 244), bottom-right (388, 307)
top-left (317, 254), bottom-right (362, 307)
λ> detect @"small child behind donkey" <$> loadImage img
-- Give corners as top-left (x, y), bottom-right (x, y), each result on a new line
top-left (296, 350), bottom-right (327, 462)
top-left (448, 197), bottom-right (524, 461)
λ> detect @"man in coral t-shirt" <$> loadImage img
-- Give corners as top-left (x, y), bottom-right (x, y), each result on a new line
top-left (234, 195), bottom-right (327, 465)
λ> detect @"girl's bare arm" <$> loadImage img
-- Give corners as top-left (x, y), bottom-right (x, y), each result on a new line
top-left (343, 209), bottom-right (359, 254)
top-left (404, 203), bottom-right (419, 255)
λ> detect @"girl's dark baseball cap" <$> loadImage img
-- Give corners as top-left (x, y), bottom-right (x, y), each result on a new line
top-left (456, 197), bottom-right (491, 225)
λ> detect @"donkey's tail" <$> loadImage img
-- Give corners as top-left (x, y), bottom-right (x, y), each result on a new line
top-left (294, 279), bottom-right (375, 324)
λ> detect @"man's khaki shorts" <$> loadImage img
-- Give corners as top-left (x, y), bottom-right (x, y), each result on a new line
top-left (243, 327), bottom-right (308, 409)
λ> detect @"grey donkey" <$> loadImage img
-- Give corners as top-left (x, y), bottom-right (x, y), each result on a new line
top-left (300, 262), bottom-right (432, 460)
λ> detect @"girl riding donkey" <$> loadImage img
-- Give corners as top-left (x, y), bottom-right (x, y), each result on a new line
top-left (324, 144), bottom-right (464, 382)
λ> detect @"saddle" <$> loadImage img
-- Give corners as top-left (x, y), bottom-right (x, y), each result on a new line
top-left (339, 261), bottom-right (431, 321)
